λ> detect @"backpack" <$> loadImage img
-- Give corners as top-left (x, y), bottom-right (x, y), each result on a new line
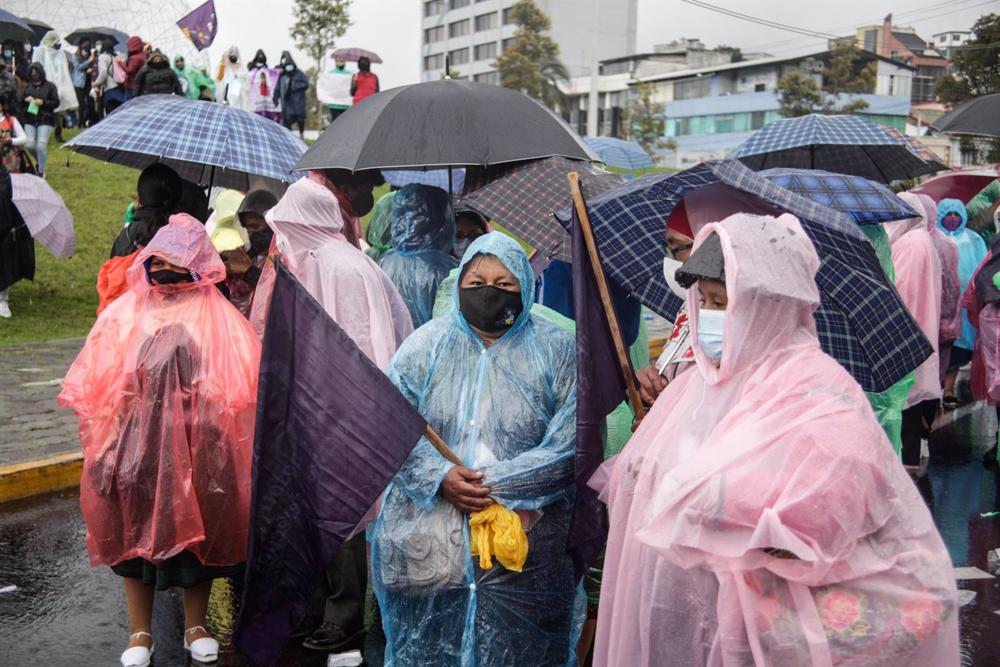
top-left (112, 58), bottom-right (127, 85)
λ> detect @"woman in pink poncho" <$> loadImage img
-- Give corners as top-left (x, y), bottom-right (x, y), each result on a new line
top-left (59, 214), bottom-right (261, 666)
top-left (593, 212), bottom-right (959, 666)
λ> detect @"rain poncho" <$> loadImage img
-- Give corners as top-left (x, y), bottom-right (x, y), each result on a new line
top-left (885, 211), bottom-right (942, 407)
top-left (938, 198), bottom-right (988, 351)
top-left (173, 57), bottom-right (215, 100)
top-left (378, 184), bottom-right (457, 327)
top-left (249, 177), bottom-right (412, 367)
top-left (365, 190), bottom-right (396, 261)
top-left (372, 232), bottom-right (583, 666)
top-left (58, 214), bottom-right (261, 567)
top-left (216, 46), bottom-right (245, 107)
top-left (594, 213), bottom-right (959, 667)
top-left (32, 31), bottom-right (77, 112)
top-left (246, 51), bottom-right (281, 116)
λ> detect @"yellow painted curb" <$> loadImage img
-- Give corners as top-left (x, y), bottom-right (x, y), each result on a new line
top-left (0, 452), bottom-right (82, 504)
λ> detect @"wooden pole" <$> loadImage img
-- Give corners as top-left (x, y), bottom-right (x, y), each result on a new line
top-left (424, 424), bottom-right (463, 466)
top-left (567, 172), bottom-right (647, 421)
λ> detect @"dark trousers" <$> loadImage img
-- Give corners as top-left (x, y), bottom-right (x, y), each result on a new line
top-left (75, 87), bottom-right (95, 128)
top-left (328, 107), bottom-right (346, 123)
top-left (901, 399), bottom-right (939, 466)
top-left (284, 115), bottom-right (306, 136)
top-left (307, 532), bottom-right (367, 632)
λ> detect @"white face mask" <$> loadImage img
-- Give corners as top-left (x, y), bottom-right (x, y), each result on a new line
top-left (662, 257), bottom-right (687, 299)
top-left (697, 308), bottom-right (725, 362)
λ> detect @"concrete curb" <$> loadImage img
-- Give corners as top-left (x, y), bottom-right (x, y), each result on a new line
top-left (0, 452), bottom-right (82, 504)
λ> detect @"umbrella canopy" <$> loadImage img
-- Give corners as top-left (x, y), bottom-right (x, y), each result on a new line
top-left (460, 157), bottom-right (624, 261)
top-left (65, 26), bottom-right (129, 48)
top-left (23, 18), bottom-right (52, 45)
top-left (555, 159), bottom-right (932, 393)
top-left (10, 173), bottom-right (75, 258)
top-left (296, 79), bottom-right (598, 172)
top-left (583, 136), bottom-right (654, 170)
top-left (932, 94), bottom-right (1000, 137)
top-left (331, 47), bottom-right (382, 64)
top-left (732, 114), bottom-right (944, 183)
top-left (757, 168), bottom-right (918, 224)
top-left (64, 95), bottom-right (307, 190)
top-left (909, 167), bottom-right (999, 204)
top-left (0, 10), bottom-right (32, 43)
top-left (880, 125), bottom-right (949, 172)
top-left (382, 167), bottom-right (465, 195)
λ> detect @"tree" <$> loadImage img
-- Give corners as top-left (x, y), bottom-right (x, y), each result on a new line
top-left (493, 0), bottom-right (568, 108)
top-left (823, 40), bottom-right (876, 95)
top-left (934, 73), bottom-right (973, 107)
top-left (629, 81), bottom-right (674, 153)
top-left (777, 71), bottom-right (824, 117)
top-left (951, 13), bottom-right (1000, 97)
top-left (716, 45), bottom-right (743, 63)
top-left (290, 0), bottom-right (352, 74)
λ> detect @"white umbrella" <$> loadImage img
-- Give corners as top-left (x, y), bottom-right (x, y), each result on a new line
top-left (10, 174), bottom-right (76, 258)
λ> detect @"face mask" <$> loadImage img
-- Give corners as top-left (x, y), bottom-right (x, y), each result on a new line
top-left (941, 214), bottom-right (963, 232)
top-left (150, 269), bottom-right (195, 286)
top-left (697, 308), bottom-right (725, 362)
top-left (460, 285), bottom-right (523, 334)
top-left (344, 190), bottom-right (374, 218)
top-left (662, 257), bottom-right (687, 299)
top-left (54, 43), bottom-right (61, 50)
top-left (23, 44), bottom-right (31, 53)
top-left (284, 64), bottom-right (294, 72)
top-left (4, 50), bottom-right (13, 60)
top-left (229, 55), bottom-right (238, 64)
top-left (249, 228), bottom-right (274, 256)
top-left (453, 238), bottom-right (472, 260)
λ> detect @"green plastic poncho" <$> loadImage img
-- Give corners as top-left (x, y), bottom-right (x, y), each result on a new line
top-left (372, 232), bottom-right (583, 666)
top-left (173, 57), bottom-right (215, 100)
top-left (862, 224), bottom-right (915, 455)
top-left (365, 190), bottom-right (396, 261)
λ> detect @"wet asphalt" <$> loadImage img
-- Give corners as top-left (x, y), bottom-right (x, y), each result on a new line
top-left (2, 404), bottom-right (1000, 666)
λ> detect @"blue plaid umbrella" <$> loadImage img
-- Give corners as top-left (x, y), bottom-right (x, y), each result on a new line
top-left (583, 136), bottom-right (654, 170)
top-left (64, 95), bottom-right (307, 190)
top-left (759, 168), bottom-right (917, 224)
top-left (555, 159), bottom-right (931, 393)
top-left (732, 114), bottom-right (943, 184)
top-left (382, 167), bottom-right (465, 195)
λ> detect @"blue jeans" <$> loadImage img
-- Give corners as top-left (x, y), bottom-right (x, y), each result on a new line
top-left (24, 123), bottom-right (53, 174)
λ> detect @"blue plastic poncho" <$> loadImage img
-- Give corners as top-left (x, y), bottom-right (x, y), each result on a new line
top-left (372, 232), bottom-right (583, 666)
top-left (378, 184), bottom-right (458, 327)
top-left (938, 198), bottom-right (988, 350)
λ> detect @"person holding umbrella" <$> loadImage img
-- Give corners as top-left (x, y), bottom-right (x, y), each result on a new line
top-left (0, 163), bottom-right (34, 318)
top-left (350, 56), bottom-right (379, 105)
top-left (70, 38), bottom-right (96, 128)
top-left (93, 41), bottom-right (123, 115)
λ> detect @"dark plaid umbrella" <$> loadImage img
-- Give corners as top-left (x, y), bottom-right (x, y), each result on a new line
top-left (0, 10), bottom-right (32, 43)
top-left (460, 157), bottom-right (624, 261)
top-left (732, 114), bottom-right (944, 183)
top-left (932, 94), bottom-right (1000, 137)
top-left (584, 136), bottom-right (654, 170)
top-left (758, 168), bottom-right (918, 224)
top-left (295, 80), bottom-right (598, 172)
top-left (331, 47), bottom-right (382, 63)
top-left (555, 159), bottom-right (932, 393)
top-left (880, 125), bottom-right (948, 172)
top-left (65, 26), bottom-right (129, 48)
top-left (22, 18), bottom-right (52, 45)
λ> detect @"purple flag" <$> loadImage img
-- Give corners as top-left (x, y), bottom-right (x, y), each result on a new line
top-left (233, 261), bottom-right (426, 665)
top-left (176, 0), bottom-right (218, 51)
top-left (567, 202), bottom-right (633, 580)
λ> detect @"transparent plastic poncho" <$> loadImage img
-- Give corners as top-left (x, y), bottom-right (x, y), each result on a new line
top-left (372, 232), bottom-right (583, 666)
top-left (59, 215), bottom-right (261, 567)
top-left (365, 190), bottom-right (397, 262)
top-left (378, 184), bottom-right (458, 327)
top-left (593, 213), bottom-right (959, 667)
top-left (937, 198), bottom-right (988, 351)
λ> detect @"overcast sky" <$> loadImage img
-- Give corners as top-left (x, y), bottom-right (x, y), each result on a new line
top-left (204, 0), bottom-right (991, 87)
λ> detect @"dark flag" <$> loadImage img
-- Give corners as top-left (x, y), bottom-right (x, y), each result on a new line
top-left (567, 201), bottom-right (633, 580)
top-left (233, 261), bottom-right (426, 665)
top-left (176, 0), bottom-right (218, 51)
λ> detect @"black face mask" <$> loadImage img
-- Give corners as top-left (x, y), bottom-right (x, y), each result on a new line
top-left (229, 55), bottom-right (238, 64)
top-left (249, 228), bottom-right (273, 256)
top-left (459, 285), bottom-right (523, 334)
top-left (150, 269), bottom-right (194, 286)
top-left (349, 191), bottom-right (374, 218)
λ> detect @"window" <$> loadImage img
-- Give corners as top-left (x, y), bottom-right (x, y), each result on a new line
top-left (601, 61), bottom-right (630, 76)
top-left (450, 0), bottom-right (470, 8)
top-left (715, 114), bottom-right (735, 133)
top-left (424, 53), bottom-right (444, 71)
top-left (750, 111), bottom-right (766, 130)
top-left (953, 33), bottom-right (961, 41)
top-left (424, 26), bottom-right (445, 43)
top-left (474, 42), bottom-right (497, 61)
top-left (424, 0), bottom-right (445, 17)
top-left (754, 83), bottom-right (766, 92)
top-left (502, 7), bottom-right (514, 25)
top-left (449, 19), bottom-right (471, 38)
top-left (474, 71), bottom-right (499, 85)
top-left (449, 48), bottom-right (470, 66)
top-left (475, 12), bottom-right (497, 31)
top-left (502, 37), bottom-right (517, 53)
top-left (674, 77), bottom-right (711, 100)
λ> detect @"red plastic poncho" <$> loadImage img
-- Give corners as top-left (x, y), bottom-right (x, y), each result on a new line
top-left (594, 213), bottom-right (959, 667)
top-left (59, 214), bottom-right (261, 567)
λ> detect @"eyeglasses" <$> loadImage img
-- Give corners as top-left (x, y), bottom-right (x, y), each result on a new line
top-left (664, 242), bottom-right (693, 260)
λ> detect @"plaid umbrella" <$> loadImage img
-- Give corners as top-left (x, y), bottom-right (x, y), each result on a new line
top-left (880, 125), bottom-right (948, 172)
top-left (63, 95), bottom-right (307, 189)
top-left (460, 157), bottom-right (624, 260)
top-left (382, 167), bottom-right (465, 194)
top-left (9, 173), bottom-right (75, 258)
top-left (555, 159), bottom-right (932, 393)
top-left (759, 168), bottom-right (918, 224)
top-left (732, 114), bottom-right (943, 183)
top-left (331, 47), bottom-right (382, 64)
top-left (583, 136), bottom-right (654, 170)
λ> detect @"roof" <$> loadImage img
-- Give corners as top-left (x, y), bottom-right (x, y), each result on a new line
top-left (892, 31), bottom-right (930, 52)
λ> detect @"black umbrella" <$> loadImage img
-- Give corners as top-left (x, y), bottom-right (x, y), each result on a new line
top-left (65, 26), bottom-right (129, 49)
top-left (932, 94), bottom-right (1000, 138)
top-left (22, 18), bottom-right (52, 45)
top-left (0, 10), bottom-right (32, 43)
top-left (295, 79), bottom-right (597, 172)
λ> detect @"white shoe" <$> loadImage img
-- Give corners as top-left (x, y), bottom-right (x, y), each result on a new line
top-left (184, 626), bottom-right (219, 663)
top-left (0, 301), bottom-right (10, 318)
top-left (121, 632), bottom-right (154, 667)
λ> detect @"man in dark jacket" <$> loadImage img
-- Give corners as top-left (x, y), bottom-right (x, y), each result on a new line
top-left (135, 50), bottom-right (183, 96)
top-left (273, 51), bottom-right (308, 138)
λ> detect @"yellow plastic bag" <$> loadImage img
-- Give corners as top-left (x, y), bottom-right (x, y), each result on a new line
top-left (469, 503), bottom-right (529, 572)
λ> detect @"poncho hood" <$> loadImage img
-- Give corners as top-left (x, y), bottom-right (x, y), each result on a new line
top-left (40, 30), bottom-right (60, 49)
top-left (452, 232), bottom-right (536, 338)
top-left (266, 177), bottom-right (346, 269)
top-left (937, 198), bottom-right (969, 236)
top-left (129, 214), bottom-right (226, 291)
top-left (389, 184), bottom-right (455, 254)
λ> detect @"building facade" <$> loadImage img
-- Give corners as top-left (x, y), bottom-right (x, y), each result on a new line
top-left (931, 29), bottom-right (972, 60)
top-left (420, 0), bottom-right (638, 83)
top-left (855, 14), bottom-right (949, 103)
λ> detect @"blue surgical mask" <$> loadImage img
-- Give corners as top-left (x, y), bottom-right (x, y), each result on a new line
top-left (697, 308), bottom-right (725, 362)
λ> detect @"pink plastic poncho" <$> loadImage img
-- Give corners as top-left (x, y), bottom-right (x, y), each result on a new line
top-left (960, 259), bottom-right (1000, 404)
top-left (248, 177), bottom-right (412, 368)
top-left (594, 213), bottom-right (959, 667)
top-left (884, 213), bottom-right (942, 407)
top-left (900, 192), bottom-right (961, 342)
top-left (59, 215), bottom-right (261, 567)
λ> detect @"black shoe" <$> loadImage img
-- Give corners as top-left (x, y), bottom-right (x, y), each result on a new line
top-left (289, 615), bottom-right (322, 639)
top-left (301, 622), bottom-right (364, 652)
top-left (983, 444), bottom-right (998, 466)
top-left (942, 395), bottom-right (960, 410)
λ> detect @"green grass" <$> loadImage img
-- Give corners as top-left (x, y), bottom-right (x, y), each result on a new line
top-left (1, 131), bottom-right (135, 344)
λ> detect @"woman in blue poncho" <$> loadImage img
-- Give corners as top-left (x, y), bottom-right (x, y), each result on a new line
top-left (939, 198), bottom-right (988, 408)
top-left (372, 232), bottom-right (582, 666)
top-left (378, 184), bottom-right (458, 327)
